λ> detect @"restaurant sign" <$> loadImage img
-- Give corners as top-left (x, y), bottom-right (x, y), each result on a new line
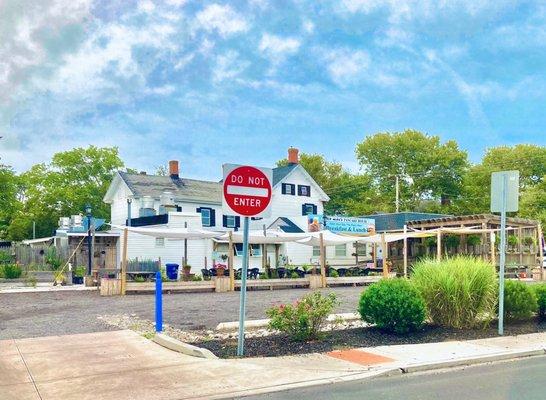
top-left (325, 216), bottom-right (375, 234)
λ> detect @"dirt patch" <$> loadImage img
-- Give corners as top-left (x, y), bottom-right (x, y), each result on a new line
top-left (196, 318), bottom-right (546, 358)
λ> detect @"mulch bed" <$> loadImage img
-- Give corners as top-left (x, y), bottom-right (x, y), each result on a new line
top-left (196, 318), bottom-right (546, 358)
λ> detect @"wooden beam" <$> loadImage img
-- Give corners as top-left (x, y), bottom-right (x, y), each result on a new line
top-left (372, 242), bottom-right (377, 269)
top-left (319, 233), bottom-right (326, 287)
top-left (121, 228), bottom-right (128, 295)
top-left (518, 227), bottom-right (523, 265)
top-left (228, 231), bottom-right (235, 291)
top-left (381, 233), bottom-right (388, 277)
top-left (490, 231), bottom-right (496, 266)
top-left (436, 229), bottom-right (442, 261)
top-left (403, 225), bottom-right (408, 278)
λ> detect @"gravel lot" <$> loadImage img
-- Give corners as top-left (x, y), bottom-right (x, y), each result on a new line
top-left (0, 286), bottom-right (364, 339)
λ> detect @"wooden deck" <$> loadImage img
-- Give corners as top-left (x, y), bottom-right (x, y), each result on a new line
top-left (124, 276), bottom-right (382, 294)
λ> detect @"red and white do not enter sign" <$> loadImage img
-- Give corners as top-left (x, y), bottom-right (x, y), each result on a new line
top-left (222, 164), bottom-right (273, 217)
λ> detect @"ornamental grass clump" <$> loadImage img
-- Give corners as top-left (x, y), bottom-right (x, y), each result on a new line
top-left (266, 292), bottom-right (338, 342)
top-left (412, 256), bottom-right (497, 329)
top-left (503, 280), bottom-right (537, 320)
top-left (358, 278), bottom-right (426, 334)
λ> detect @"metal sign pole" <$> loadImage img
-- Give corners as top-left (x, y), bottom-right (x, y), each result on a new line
top-left (237, 216), bottom-right (250, 356)
top-left (498, 174), bottom-right (507, 336)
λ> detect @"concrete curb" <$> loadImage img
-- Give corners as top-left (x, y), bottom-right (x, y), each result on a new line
top-left (153, 333), bottom-right (218, 359)
top-left (200, 367), bottom-right (402, 400)
top-left (401, 348), bottom-right (546, 373)
top-left (215, 312), bottom-right (361, 331)
top-left (205, 348), bottom-right (546, 399)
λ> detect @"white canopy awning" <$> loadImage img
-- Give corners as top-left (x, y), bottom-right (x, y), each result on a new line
top-left (109, 224), bottom-right (220, 240)
top-left (216, 230), bottom-right (311, 244)
top-left (297, 230), bottom-right (360, 246)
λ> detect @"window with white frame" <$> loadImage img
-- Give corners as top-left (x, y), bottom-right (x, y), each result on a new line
top-left (226, 215), bottom-right (236, 228)
top-left (312, 246), bottom-right (320, 257)
top-left (335, 244), bottom-right (346, 257)
top-left (234, 243), bottom-right (262, 256)
top-left (155, 237), bottom-right (165, 247)
top-left (201, 208), bottom-right (211, 226)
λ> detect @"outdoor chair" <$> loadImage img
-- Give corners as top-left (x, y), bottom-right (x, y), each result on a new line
top-left (248, 268), bottom-right (260, 279)
top-left (201, 269), bottom-right (213, 279)
top-left (337, 268), bottom-right (348, 277)
top-left (293, 268), bottom-right (305, 278)
top-left (277, 267), bottom-right (287, 279)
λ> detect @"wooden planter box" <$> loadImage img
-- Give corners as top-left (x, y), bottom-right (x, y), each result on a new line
top-left (100, 278), bottom-right (121, 296)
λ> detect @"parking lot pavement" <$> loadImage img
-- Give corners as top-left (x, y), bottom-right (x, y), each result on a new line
top-left (0, 286), bottom-right (364, 339)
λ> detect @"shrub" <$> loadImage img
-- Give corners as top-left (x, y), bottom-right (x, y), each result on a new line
top-left (45, 247), bottom-right (63, 270)
top-left (533, 284), bottom-right (546, 318)
top-left (192, 274), bottom-right (203, 281)
top-left (0, 250), bottom-right (12, 264)
top-left (412, 256), bottom-right (497, 329)
top-left (3, 264), bottom-right (22, 279)
top-left (134, 276), bottom-right (146, 283)
top-left (503, 280), bottom-right (537, 320)
top-left (290, 271), bottom-right (299, 279)
top-left (266, 292), bottom-right (338, 341)
top-left (25, 274), bottom-right (37, 288)
top-left (329, 269), bottom-right (339, 278)
top-left (444, 235), bottom-right (460, 249)
top-left (359, 278), bottom-right (426, 334)
top-left (74, 266), bottom-right (86, 278)
top-left (467, 235), bottom-right (481, 247)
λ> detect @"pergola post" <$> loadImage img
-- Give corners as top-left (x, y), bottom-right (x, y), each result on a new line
top-left (537, 223), bottom-right (544, 281)
top-left (372, 242), bottom-right (377, 269)
top-left (381, 233), bottom-right (388, 278)
top-left (121, 228), bottom-right (128, 295)
top-left (228, 231), bottom-right (235, 291)
top-left (518, 227), bottom-right (523, 266)
top-left (403, 225), bottom-right (408, 278)
top-left (436, 229), bottom-right (442, 261)
top-left (319, 233), bottom-right (326, 287)
top-left (490, 231), bottom-right (496, 266)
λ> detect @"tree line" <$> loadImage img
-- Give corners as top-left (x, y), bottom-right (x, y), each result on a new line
top-left (0, 131), bottom-right (544, 241)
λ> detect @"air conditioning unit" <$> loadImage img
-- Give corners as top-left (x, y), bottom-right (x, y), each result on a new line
top-left (70, 215), bottom-right (83, 228)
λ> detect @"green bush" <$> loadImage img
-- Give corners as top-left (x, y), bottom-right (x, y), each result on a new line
top-left (533, 284), bottom-right (546, 318)
top-left (503, 280), bottom-right (537, 320)
top-left (266, 292), bottom-right (338, 341)
top-left (3, 264), bottom-right (22, 279)
top-left (0, 250), bottom-right (12, 264)
top-left (74, 266), bottom-right (86, 278)
top-left (412, 256), bottom-right (497, 329)
top-left (45, 247), bottom-right (63, 270)
top-left (466, 235), bottom-right (481, 247)
top-left (329, 269), bottom-right (339, 278)
top-left (359, 278), bottom-right (426, 334)
top-left (444, 235), bottom-right (460, 249)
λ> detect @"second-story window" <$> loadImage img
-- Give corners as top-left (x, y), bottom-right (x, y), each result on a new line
top-left (302, 203), bottom-right (317, 216)
top-left (197, 207), bottom-right (215, 227)
top-left (282, 183), bottom-right (296, 195)
top-left (298, 185), bottom-right (311, 197)
top-left (224, 215), bottom-right (239, 228)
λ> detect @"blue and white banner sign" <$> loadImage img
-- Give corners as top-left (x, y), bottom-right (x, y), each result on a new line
top-left (325, 216), bottom-right (375, 234)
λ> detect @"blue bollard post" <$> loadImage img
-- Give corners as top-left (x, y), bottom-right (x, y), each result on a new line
top-left (155, 271), bottom-right (162, 333)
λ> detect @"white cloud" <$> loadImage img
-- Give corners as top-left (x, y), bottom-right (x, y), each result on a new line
top-left (146, 84), bottom-right (176, 95)
top-left (302, 19), bottom-right (315, 34)
top-left (195, 4), bottom-right (249, 38)
top-left (0, 0), bottom-right (92, 101)
top-left (323, 48), bottom-right (370, 87)
top-left (213, 50), bottom-right (249, 82)
top-left (259, 33), bottom-right (301, 64)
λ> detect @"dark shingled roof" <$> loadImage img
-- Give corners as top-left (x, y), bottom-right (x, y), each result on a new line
top-left (119, 171), bottom-right (223, 204)
top-left (267, 217), bottom-right (305, 233)
top-left (120, 164), bottom-right (299, 205)
top-left (361, 212), bottom-right (452, 232)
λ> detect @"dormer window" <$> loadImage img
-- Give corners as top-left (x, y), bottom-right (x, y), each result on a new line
top-left (298, 185), bottom-right (311, 197)
top-left (282, 183), bottom-right (295, 195)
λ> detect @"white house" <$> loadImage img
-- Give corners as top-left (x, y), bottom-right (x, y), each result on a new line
top-left (103, 148), bottom-right (367, 272)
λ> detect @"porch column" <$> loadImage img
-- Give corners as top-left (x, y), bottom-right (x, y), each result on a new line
top-left (228, 231), bottom-right (235, 291)
top-left (121, 228), bottom-right (128, 295)
top-left (381, 233), bottom-right (388, 278)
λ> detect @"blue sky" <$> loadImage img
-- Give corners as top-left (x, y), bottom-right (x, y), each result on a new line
top-left (1, 0), bottom-right (545, 180)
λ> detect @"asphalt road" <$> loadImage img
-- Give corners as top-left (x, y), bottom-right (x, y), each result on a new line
top-left (241, 356), bottom-right (546, 400)
top-left (0, 286), bottom-right (363, 339)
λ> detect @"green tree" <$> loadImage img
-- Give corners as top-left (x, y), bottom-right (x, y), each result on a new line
top-left (7, 146), bottom-right (124, 240)
top-left (0, 165), bottom-right (20, 238)
top-left (355, 130), bottom-right (469, 212)
top-left (277, 153), bottom-right (379, 215)
top-left (455, 144), bottom-right (546, 221)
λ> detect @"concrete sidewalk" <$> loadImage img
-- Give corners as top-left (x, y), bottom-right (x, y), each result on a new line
top-left (0, 283), bottom-right (97, 294)
top-left (1, 330), bottom-right (545, 400)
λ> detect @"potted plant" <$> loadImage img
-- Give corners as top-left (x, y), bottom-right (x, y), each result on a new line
top-left (73, 266), bottom-right (85, 285)
top-left (215, 264), bottom-right (226, 277)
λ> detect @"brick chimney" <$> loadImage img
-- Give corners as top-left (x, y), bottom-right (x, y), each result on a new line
top-left (288, 147), bottom-right (299, 164)
top-left (169, 160), bottom-right (179, 179)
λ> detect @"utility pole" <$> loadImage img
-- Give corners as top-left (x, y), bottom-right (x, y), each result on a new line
top-left (395, 175), bottom-right (400, 213)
